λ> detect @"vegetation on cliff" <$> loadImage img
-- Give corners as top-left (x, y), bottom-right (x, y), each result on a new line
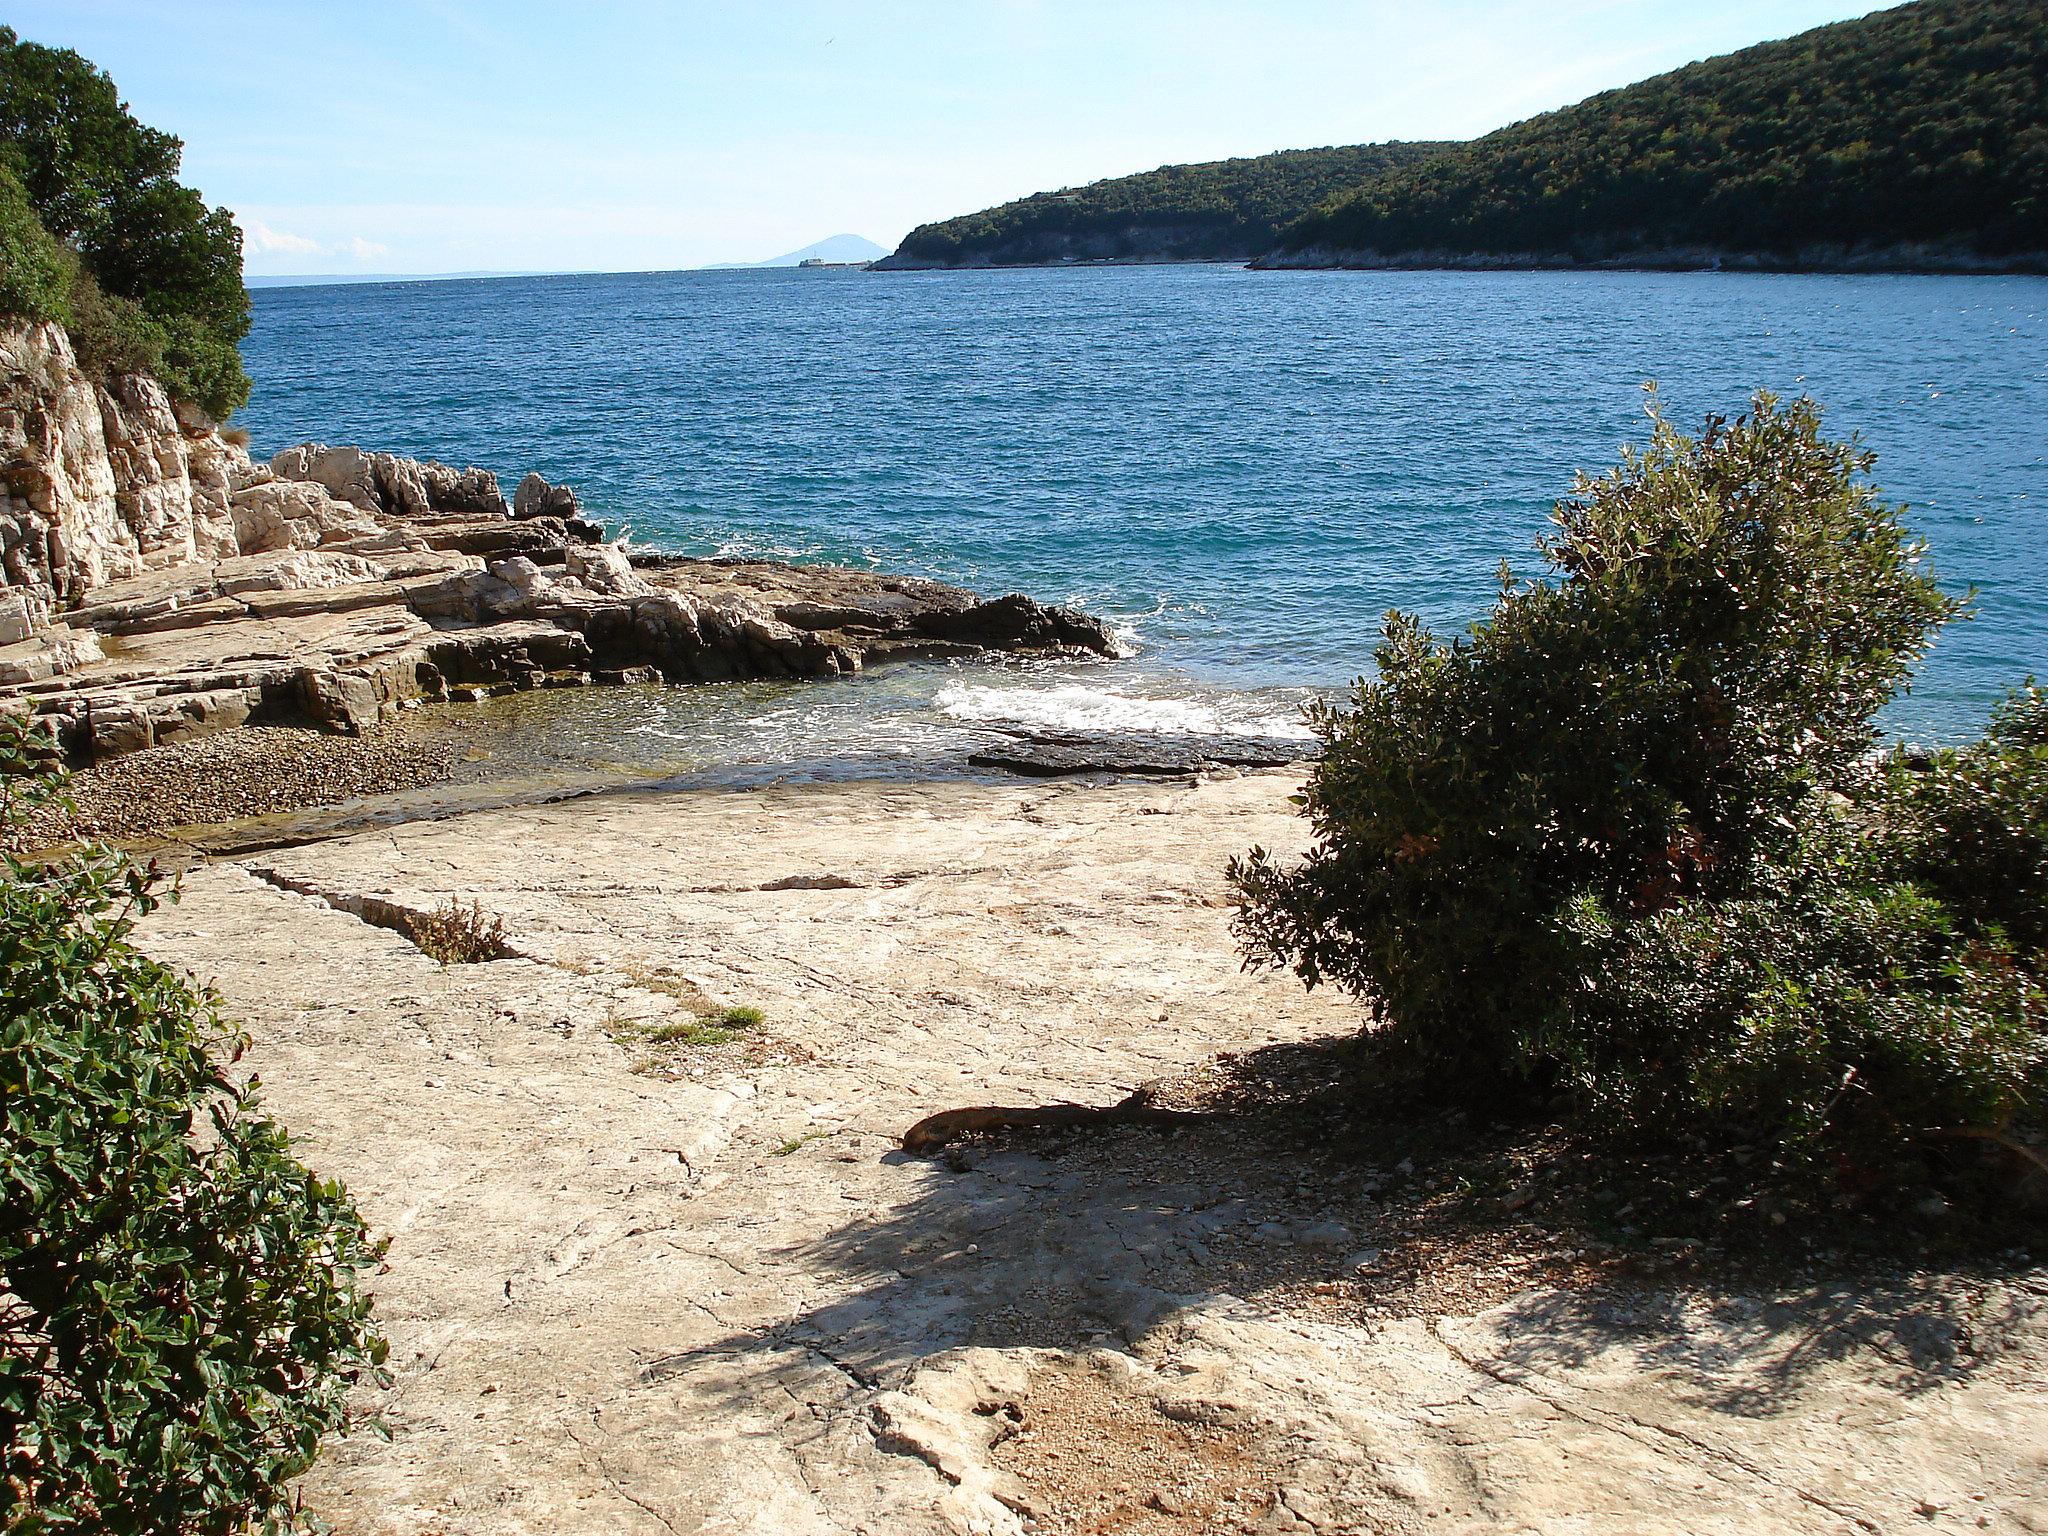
top-left (0, 27), bottom-right (249, 418)
top-left (1, 720), bottom-right (388, 1531)
top-left (888, 0), bottom-right (2044, 272)
top-left (1276, 0), bottom-right (2046, 265)
top-left (1234, 393), bottom-right (2045, 1202)
top-left (890, 142), bottom-right (1447, 266)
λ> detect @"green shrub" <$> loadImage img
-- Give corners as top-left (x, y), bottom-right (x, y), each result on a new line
top-left (1557, 804), bottom-right (2046, 1177)
top-left (1, 720), bottom-right (388, 1532)
top-left (1233, 391), bottom-right (2048, 1195)
top-left (1234, 392), bottom-right (1958, 1093)
top-left (54, 249), bottom-right (166, 381)
top-left (0, 160), bottom-right (65, 323)
top-left (1875, 683), bottom-right (2048, 953)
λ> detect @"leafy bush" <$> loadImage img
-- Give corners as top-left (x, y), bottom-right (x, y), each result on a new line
top-left (1876, 684), bottom-right (2048, 953)
top-left (1235, 392), bottom-right (1957, 1080)
top-left (0, 28), bottom-right (249, 418)
top-left (0, 161), bottom-right (64, 323)
top-left (1232, 394), bottom-right (2048, 1189)
top-left (1, 719), bottom-right (388, 1531)
top-left (1558, 802), bottom-right (2046, 1179)
top-left (52, 249), bottom-right (166, 381)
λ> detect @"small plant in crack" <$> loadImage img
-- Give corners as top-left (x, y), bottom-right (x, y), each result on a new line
top-left (643, 1005), bottom-right (765, 1048)
top-left (608, 1004), bottom-right (767, 1064)
top-left (404, 899), bottom-right (512, 965)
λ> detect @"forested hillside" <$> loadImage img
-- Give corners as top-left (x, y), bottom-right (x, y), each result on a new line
top-left (1271, 0), bottom-right (2045, 268)
top-left (0, 26), bottom-right (249, 416)
top-left (878, 143), bottom-right (1447, 269)
top-left (882, 0), bottom-right (2045, 275)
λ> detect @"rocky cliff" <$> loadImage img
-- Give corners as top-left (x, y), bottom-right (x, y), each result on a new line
top-left (0, 322), bottom-right (245, 638)
top-left (0, 321), bottom-right (1117, 763)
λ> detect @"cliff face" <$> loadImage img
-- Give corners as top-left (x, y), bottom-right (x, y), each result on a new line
top-left (0, 322), bottom-right (250, 639)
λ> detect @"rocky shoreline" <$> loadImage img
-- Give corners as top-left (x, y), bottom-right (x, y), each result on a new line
top-left (1249, 240), bottom-right (2048, 274)
top-left (0, 320), bottom-right (1117, 769)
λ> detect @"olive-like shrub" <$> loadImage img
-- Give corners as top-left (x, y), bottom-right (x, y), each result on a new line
top-left (1, 719), bottom-right (388, 1532)
top-left (1233, 394), bottom-right (2045, 1182)
top-left (1559, 715), bottom-right (2047, 1171)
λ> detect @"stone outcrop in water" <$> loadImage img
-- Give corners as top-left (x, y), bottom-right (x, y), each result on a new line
top-left (513, 470), bottom-right (580, 520)
top-left (0, 320), bottom-right (1117, 762)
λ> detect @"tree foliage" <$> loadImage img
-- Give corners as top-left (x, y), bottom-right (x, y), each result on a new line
top-left (0, 27), bottom-right (248, 418)
top-left (893, 143), bottom-right (1448, 265)
top-left (1, 719), bottom-right (387, 1532)
top-left (1231, 395), bottom-right (2047, 1186)
top-left (1279, 0), bottom-right (2048, 264)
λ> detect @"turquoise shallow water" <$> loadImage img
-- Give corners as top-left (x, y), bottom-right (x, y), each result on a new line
top-left (239, 264), bottom-right (2046, 773)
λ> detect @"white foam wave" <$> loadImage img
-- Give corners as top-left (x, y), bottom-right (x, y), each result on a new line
top-left (934, 682), bottom-right (1314, 739)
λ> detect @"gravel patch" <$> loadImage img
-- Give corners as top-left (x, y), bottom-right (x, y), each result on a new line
top-left (24, 724), bottom-right (463, 845)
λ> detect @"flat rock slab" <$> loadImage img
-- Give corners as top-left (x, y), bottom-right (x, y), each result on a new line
top-left (138, 774), bottom-right (2048, 1535)
top-left (968, 730), bottom-right (1316, 777)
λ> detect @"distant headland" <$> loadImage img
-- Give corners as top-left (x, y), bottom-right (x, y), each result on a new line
top-left (877, 0), bottom-right (2047, 275)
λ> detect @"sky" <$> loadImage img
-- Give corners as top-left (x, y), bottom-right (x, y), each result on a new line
top-left (11, 0), bottom-right (1906, 275)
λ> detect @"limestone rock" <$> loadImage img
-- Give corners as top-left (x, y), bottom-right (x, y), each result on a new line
top-left (562, 542), bottom-right (649, 596)
top-left (269, 443), bottom-right (383, 513)
top-left (514, 470), bottom-right (580, 520)
top-left (270, 442), bottom-right (508, 521)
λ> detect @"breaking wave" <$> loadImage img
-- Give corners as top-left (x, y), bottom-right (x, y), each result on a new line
top-left (933, 681), bottom-right (1315, 739)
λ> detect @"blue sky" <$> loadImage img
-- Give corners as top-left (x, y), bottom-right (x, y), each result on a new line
top-left (13, 1), bottom-right (1902, 274)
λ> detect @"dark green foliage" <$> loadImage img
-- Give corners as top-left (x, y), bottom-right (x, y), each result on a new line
top-left (1877, 686), bottom-right (2048, 953)
top-left (1, 719), bottom-right (388, 1532)
top-left (1279, 0), bottom-right (2048, 264)
top-left (1559, 804), bottom-right (2046, 1178)
top-left (893, 143), bottom-right (1448, 265)
top-left (1229, 395), bottom-right (2048, 1186)
top-left (1235, 393), bottom-right (1957, 1080)
top-left (0, 162), bottom-right (64, 322)
top-left (0, 27), bottom-right (248, 418)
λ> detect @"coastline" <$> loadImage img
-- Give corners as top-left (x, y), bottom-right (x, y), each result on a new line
top-left (1252, 242), bottom-right (2048, 274)
top-left (874, 243), bottom-right (2048, 276)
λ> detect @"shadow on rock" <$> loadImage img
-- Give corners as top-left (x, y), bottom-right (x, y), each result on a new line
top-left (665, 1033), bottom-right (2044, 1416)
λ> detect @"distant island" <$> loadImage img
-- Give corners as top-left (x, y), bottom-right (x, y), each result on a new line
top-left (704, 233), bottom-right (889, 270)
top-left (879, 0), bottom-right (2047, 275)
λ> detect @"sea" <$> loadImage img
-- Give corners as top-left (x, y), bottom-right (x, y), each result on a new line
top-left (238, 264), bottom-right (2047, 788)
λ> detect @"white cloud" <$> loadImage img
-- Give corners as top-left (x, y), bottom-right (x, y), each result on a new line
top-left (243, 217), bottom-right (321, 255)
top-left (347, 236), bottom-right (391, 264)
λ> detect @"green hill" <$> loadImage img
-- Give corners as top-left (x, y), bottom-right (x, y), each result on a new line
top-left (1269, 0), bottom-right (2046, 270)
top-left (876, 143), bottom-right (1449, 269)
top-left (0, 26), bottom-right (249, 417)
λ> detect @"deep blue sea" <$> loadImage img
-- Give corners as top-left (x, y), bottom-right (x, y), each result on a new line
top-left (240, 264), bottom-right (2046, 780)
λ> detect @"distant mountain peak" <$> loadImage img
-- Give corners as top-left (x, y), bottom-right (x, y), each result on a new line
top-left (707, 234), bottom-right (889, 270)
